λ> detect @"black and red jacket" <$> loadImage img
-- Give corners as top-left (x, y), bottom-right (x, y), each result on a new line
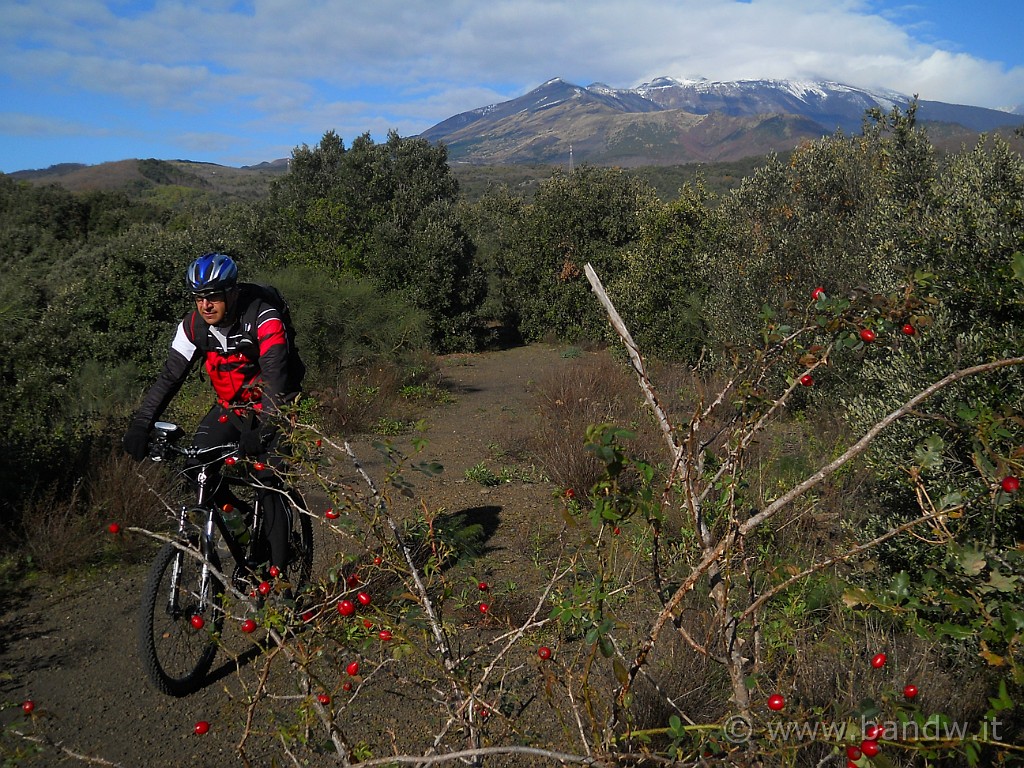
top-left (131, 284), bottom-right (301, 430)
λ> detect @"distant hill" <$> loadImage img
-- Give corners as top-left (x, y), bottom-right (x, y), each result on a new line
top-left (421, 76), bottom-right (1024, 166)
top-left (8, 158), bottom-right (287, 199)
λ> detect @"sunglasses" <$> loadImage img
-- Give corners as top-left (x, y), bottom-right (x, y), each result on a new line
top-left (193, 291), bottom-right (227, 304)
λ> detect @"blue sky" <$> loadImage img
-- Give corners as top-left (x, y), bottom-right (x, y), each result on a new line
top-left (2, 0), bottom-right (1023, 173)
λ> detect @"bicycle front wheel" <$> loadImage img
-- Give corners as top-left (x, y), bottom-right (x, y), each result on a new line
top-left (137, 534), bottom-right (224, 696)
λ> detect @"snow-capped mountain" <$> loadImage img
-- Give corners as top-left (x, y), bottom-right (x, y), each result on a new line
top-left (420, 76), bottom-right (1022, 166)
top-left (633, 76), bottom-right (907, 131)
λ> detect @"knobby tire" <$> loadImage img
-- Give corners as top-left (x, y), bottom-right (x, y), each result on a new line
top-left (137, 534), bottom-right (224, 696)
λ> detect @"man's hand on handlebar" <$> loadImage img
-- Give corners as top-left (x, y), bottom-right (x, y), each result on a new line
top-left (123, 425), bottom-right (150, 462)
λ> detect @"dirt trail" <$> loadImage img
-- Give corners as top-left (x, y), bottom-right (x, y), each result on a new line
top-left (0, 344), bottom-right (576, 767)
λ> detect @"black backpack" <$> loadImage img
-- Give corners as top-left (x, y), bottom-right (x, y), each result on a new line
top-left (241, 282), bottom-right (307, 391)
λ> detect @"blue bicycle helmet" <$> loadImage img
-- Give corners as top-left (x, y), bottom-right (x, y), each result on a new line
top-left (186, 252), bottom-right (238, 295)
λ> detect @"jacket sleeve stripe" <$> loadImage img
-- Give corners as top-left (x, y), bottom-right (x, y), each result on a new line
top-left (171, 321), bottom-right (198, 359)
top-left (256, 316), bottom-right (287, 357)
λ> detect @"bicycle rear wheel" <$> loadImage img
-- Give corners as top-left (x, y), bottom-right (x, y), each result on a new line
top-left (137, 533), bottom-right (224, 696)
top-left (286, 489), bottom-right (314, 590)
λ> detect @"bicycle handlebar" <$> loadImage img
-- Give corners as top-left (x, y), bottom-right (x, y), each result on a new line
top-left (148, 420), bottom-right (239, 464)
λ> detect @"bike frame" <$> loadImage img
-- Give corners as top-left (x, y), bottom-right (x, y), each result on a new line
top-left (154, 422), bottom-right (260, 617)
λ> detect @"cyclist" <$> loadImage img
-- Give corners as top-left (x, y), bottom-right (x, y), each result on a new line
top-left (123, 252), bottom-right (304, 575)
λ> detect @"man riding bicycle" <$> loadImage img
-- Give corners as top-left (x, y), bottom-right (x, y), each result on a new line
top-left (123, 252), bottom-right (304, 575)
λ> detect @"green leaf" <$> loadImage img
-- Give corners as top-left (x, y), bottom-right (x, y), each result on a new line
top-left (891, 571), bottom-right (911, 600)
top-left (937, 492), bottom-right (963, 512)
top-left (914, 434), bottom-right (945, 471)
top-left (1011, 250), bottom-right (1024, 283)
top-left (987, 570), bottom-right (1018, 593)
top-left (668, 714), bottom-right (683, 736)
top-left (965, 739), bottom-right (980, 766)
top-left (988, 679), bottom-right (1013, 711)
top-left (934, 622), bottom-right (977, 640)
top-left (956, 547), bottom-right (988, 577)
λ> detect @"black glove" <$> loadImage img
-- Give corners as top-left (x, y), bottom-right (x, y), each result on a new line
top-left (123, 425), bottom-right (150, 462)
top-left (239, 424), bottom-right (265, 457)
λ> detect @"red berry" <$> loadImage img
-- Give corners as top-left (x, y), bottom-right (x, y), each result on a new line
top-left (1001, 476), bottom-right (1020, 493)
top-left (613, 526), bottom-right (621, 535)
top-left (356, 591), bottom-right (371, 606)
top-left (218, 414), bottom-right (228, 423)
top-left (338, 600), bottom-right (355, 617)
top-left (860, 739), bottom-right (880, 757)
top-left (859, 328), bottom-right (876, 343)
top-left (21, 700), bottom-right (34, 714)
top-left (362, 618), bottom-right (372, 629)
top-left (767, 694), bottom-right (785, 711)
top-left (846, 745), bottom-right (862, 760)
top-left (253, 462), bottom-right (266, 471)
top-left (269, 565), bottom-right (281, 578)
top-left (317, 693), bottom-right (331, 705)
top-left (564, 488), bottom-right (575, 499)
top-left (480, 707), bottom-right (490, 719)
top-left (346, 661), bottom-right (359, 676)
top-left (373, 556), bottom-right (383, 565)
top-left (901, 323), bottom-right (916, 336)
top-left (903, 684), bottom-right (918, 699)
top-left (864, 723), bottom-right (884, 740)
top-left (478, 581), bottom-right (489, 591)
top-left (302, 610), bottom-right (314, 622)
top-left (346, 573), bottom-right (361, 588)
top-left (538, 646), bottom-right (551, 660)
top-left (190, 614), bottom-right (205, 630)
top-left (325, 508), bottom-right (339, 519)
top-left (194, 721), bottom-right (210, 735)
top-left (871, 652), bottom-right (887, 669)
top-left (257, 580), bottom-right (272, 596)
top-left (378, 629), bottom-right (393, 641)
top-left (107, 522), bottom-right (121, 535)
top-left (241, 619), bottom-right (257, 633)
top-left (846, 761), bottom-right (858, 768)
top-left (342, 682), bottom-right (352, 691)
top-left (315, 439), bottom-right (322, 448)
top-left (479, 603), bottom-right (489, 614)
top-left (811, 286), bottom-right (826, 300)
top-left (799, 374), bottom-right (814, 387)
top-left (225, 455), bottom-right (237, 466)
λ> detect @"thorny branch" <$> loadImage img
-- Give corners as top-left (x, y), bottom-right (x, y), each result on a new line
top-left (584, 261), bottom-right (1024, 730)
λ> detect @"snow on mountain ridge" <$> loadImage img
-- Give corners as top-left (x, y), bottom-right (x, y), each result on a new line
top-left (634, 76), bottom-right (907, 110)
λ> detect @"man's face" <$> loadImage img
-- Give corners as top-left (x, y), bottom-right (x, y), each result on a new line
top-left (193, 289), bottom-right (234, 325)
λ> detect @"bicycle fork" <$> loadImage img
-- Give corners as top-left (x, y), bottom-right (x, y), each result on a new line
top-left (166, 466), bottom-right (217, 618)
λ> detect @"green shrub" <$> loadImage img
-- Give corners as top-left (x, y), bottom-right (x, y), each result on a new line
top-left (254, 264), bottom-right (430, 385)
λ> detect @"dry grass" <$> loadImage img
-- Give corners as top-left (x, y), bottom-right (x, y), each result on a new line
top-left (315, 354), bottom-right (447, 436)
top-left (20, 451), bottom-right (174, 573)
top-left (524, 351), bottom-right (663, 494)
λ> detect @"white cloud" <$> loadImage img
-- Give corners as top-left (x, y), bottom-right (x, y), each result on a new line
top-left (0, 111), bottom-right (111, 137)
top-left (9, 0), bottom-right (1024, 111)
top-left (3, 0), bottom-right (1024, 169)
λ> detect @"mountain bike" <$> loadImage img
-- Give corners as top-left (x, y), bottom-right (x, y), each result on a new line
top-left (137, 420), bottom-right (313, 696)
